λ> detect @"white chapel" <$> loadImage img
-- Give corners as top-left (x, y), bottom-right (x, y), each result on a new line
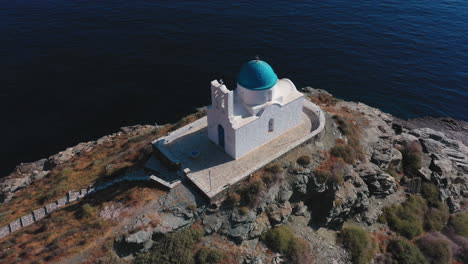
top-left (207, 59), bottom-right (304, 159)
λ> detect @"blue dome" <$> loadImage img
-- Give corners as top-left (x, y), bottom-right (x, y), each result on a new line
top-left (237, 60), bottom-right (278, 90)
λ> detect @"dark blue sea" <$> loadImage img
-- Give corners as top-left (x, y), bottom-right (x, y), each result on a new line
top-left (1, 0), bottom-right (467, 176)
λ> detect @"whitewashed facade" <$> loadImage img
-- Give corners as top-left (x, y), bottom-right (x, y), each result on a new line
top-left (207, 60), bottom-right (304, 159)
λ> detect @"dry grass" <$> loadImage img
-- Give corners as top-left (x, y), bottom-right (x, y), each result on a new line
top-left (0, 183), bottom-right (165, 264)
top-left (309, 93), bottom-right (339, 106)
top-left (330, 114), bottom-right (365, 164)
top-left (224, 164), bottom-right (284, 208)
top-left (0, 110), bottom-right (212, 263)
top-left (313, 151), bottom-right (347, 185)
top-left (0, 110), bottom-right (206, 228)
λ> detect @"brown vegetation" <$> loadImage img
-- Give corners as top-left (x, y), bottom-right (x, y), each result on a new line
top-left (308, 93), bottom-right (339, 106)
top-left (330, 115), bottom-right (365, 164)
top-left (314, 154), bottom-right (346, 186)
top-left (223, 163), bottom-right (284, 208)
top-left (262, 225), bottom-right (314, 264)
top-left (0, 183), bottom-right (165, 264)
top-left (0, 110), bottom-right (207, 228)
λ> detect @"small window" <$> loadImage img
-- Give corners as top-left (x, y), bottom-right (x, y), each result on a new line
top-left (268, 118), bottom-right (274, 132)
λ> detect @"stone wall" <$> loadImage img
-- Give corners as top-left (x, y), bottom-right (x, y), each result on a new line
top-left (0, 175), bottom-right (153, 240)
top-left (0, 185), bottom-right (94, 240)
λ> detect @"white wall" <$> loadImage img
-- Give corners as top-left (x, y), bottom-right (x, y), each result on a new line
top-left (237, 85), bottom-right (272, 105)
top-left (233, 96), bottom-right (304, 158)
top-left (207, 106), bottom-right (236, 158)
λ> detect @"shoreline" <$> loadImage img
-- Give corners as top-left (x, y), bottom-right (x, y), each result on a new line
top-left (3, 113), bottom-right (467, 180)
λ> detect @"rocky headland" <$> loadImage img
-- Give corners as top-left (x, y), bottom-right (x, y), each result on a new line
top-left (0, 88), bottom-right (467, 264)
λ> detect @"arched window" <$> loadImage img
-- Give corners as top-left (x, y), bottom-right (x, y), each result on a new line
top-left (268, 118), bottom-right (274, 132)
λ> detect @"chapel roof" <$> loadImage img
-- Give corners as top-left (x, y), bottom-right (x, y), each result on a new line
top-left (237, 60), bottom-right (278, 90)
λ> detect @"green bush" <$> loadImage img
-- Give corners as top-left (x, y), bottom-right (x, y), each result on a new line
top-left (424, 206), bottom-right (449, 232)
top-left (262, 226), bottom-right (313, 264)
top-left (262, 226), bottom-right (294, 254)
top-left (380, 196), bottom-right (427, 239)
top-left (134, 228), bottom-right (200, 264)
top-left (339, 227), bottom-right (374, 264)
top-left (416, 233), bottom-right (452, 264)
top-left (288, 237), bottom-right (314, 264)
top-left (330, 144), bottom-right (355, 164)
top-left (387, 239), bottom-right (428, 264)
top-left (296, 155), bottom-right (311, 166)
top-left (401, 141), bottom-right (422, 176)
top-left (447, 212), bottom-right (468, 237)
top-left (421, 183), bottom-right (441, 208)
top-left (195, 247), bottom-right (225, 264)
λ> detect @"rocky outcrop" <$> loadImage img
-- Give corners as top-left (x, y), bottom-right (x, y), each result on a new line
top-left (0, 159), bottom-right (48, 203)
top-left (408, 128), bottom-right (468, 212)
top-left (0, 125), bottom-right (156, 205)
top-left (355, 163), bottom-right (396, 197)
top-left (326, 167), bottom-right (370, 226)
top-left (396, 116), bottom-right (468, 146)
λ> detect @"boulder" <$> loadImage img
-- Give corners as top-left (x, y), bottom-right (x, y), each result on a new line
top-left (266, 201), bottom-right (292, 226)
top-left (325, 172), bottom-right (369, 227)
top-left (416, 167), bottom-right (432, 182)
top-left (370, 140), bottom-right (394, 170)
top-left (356, 163), bottom-right (396, 197)
top-left (202, 213), bottom-right (223, 235)
top-left (408, 127), bottom-right (468, 213)
top-left (248, 212), bottom-right (271, 239)
top-left (389, 148), bottom-right (403, 172)
top-left (220, 209), bottom-right (258, 243)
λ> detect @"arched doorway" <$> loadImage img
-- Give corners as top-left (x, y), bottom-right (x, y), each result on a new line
top-left (218, 124), bottom-right (225, 149)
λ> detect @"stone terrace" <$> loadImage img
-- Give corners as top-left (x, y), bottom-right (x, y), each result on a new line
top-left (153, 100), bottom-right (325, 200)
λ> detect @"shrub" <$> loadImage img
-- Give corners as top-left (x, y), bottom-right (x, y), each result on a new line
top-left (242, 179), bottom-right (266, 205)
top-left (195, 248), bottom-right (209, 264)
top-left (416, 233), bottom-right (452, 264)
top-left (314, 170), bottom-right (331, 184)
top-left (333, 115), bottom-right (351, 135)
top-left (339, 227), bottom-right (374, 264)
top-left (401, 141), bottom-right (423, 176)
top-left (330, 144), bottom-right (355, 164)
top-left (224, 192), bottom-right (241, 207)
top-left (265, 164), bottom-right (282, 174)
top-left (421, 183), bottom-right (441, 208)
top-left (262, 226), bottom-right (313, 264)
top-left (190, 225), bottom-right (204, 242)
top-left (262, 226), bottom-right (294, 254)
top-left (424, 206), bottom-right (449, 232)
top-left (288, 237), bottom-right (314, 264)
top-left (380, 196), bottom-right (427, 239)
top-left (447, 212), bottom-right (468, 238)
top-left (314, 158), bottom-right (346, 186)
top-left (134, 228), bottom-right (198, 264)
top-left (296, 155), bottom-right (311, 166)
top-left (387, 239), bottom-right (428, 264)
top-left (330, 158), bottom-right (346, 185)
top-left (443, 232), bottom-right (468, 263)
top-left (239, 206), bottom-right (250, 215)
top-left (195, 247), bottom-right (225, 264)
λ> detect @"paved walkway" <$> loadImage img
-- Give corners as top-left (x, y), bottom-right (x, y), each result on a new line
top-left (157, 100), bottom-right (325, 200)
